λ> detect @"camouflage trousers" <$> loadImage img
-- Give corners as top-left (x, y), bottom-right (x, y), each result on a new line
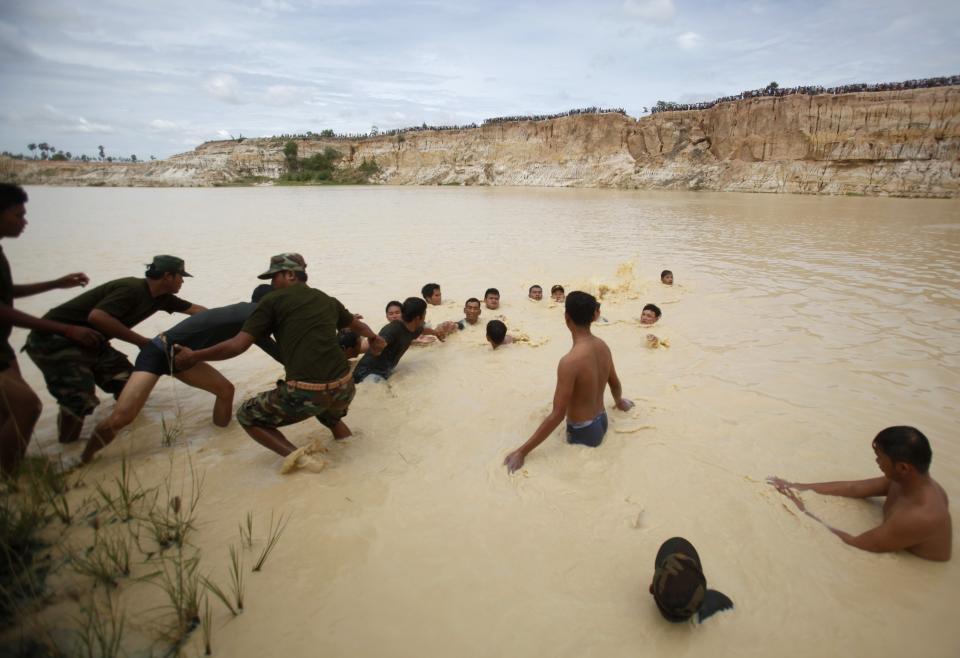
top-left (24, 332), bottom-right (133, 418)
top-left (237, 379), bottom-right (356, 430)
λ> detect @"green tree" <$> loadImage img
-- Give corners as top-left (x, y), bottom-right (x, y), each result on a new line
top-left (131, 154), bottom-right (137, 162)
top-left (320, 129), bottom-right (335, 138)
top-left (27, 143), bottom-right (36, 159)
top-left (767, 81), bottom-right (779, 91)
top-left (283, 141), bottom-right (299, 172)
top-left (98, 145), bottom-right (105, 160)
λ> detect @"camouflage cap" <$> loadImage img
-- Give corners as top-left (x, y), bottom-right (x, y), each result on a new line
top-left (146, 255), bottom-right (191, 277)
top-left (257, 253), bottom-right (307, 279)
top-left (651, 537), bottom-right (707, 622)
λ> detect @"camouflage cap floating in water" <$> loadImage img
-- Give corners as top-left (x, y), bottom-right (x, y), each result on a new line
top-left (258, 253), bottom-right (307, 279)
top-left (651, 537), bottom-right (707, 622)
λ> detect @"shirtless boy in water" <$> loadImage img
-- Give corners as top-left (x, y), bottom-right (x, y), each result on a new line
top-left (504, 291), bottom-right (633, 472)
top-left (769, 426), bottom-right (951, 561)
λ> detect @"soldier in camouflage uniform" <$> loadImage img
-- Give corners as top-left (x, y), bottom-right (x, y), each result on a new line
top-left (25, 255), bottom-right (205, 444)
top-left (0, 183), bottom-right (100, 476)
top-left (174, 253), bottom-right (386, 473)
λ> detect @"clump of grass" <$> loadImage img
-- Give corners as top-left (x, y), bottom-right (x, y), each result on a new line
top-left (201, 595), bottom-right (213, 655)
top-left (201, 574), bottom-right (236, 617)
top-left (229, 544), bottom-right (244, 611)
top-left (150, 550), bottom-right (202, 647)
top-left (95, 455), bottom-right (151, 523)
top-left (160, 413), bottom-right (183, 447)
top-left (73, 592), bottom-right (125, 658)
top-left (142, 462), bottom-right (204, 553)
top-left (253, 512), bottom-right (290, 572)
top-left (68, 530), bottom-right (131, 589)
top-left (239, 511), bottom-right (253, 548)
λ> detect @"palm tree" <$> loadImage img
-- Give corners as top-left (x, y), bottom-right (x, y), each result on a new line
top-left (27, 143), bottom-right (37, 159)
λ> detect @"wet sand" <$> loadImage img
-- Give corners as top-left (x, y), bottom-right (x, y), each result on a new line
top-left (9, 186), bottom-right (960, 657)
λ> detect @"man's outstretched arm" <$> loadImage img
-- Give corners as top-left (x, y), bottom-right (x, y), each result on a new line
top-left (768, 476), bottom-right (890, 499)
top-left (504, 360), bottom-right (574, 473)
top-left (828, 510), bottom-right (940, 555)
top-left (12, 272), bottom-right (89, 298)
top-left (175, 332), bottom-right (256, 369)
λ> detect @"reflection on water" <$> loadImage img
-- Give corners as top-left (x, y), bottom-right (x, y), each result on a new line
top-left (8, 186), bottom-right (960, 658)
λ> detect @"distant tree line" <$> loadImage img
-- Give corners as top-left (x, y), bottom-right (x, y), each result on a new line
top-left (648, 75), bottom-right (960, 114)
top-left (1, 143), bottom-right (155, 163)
top-left (279, 141), bottom-right (380, 184)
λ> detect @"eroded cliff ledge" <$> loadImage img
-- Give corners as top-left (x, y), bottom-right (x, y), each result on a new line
top-left (3, 86), bottom-right (958, 197)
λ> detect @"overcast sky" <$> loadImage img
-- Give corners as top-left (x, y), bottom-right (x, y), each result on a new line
top-left (1, 0), bottom-right (958, 159)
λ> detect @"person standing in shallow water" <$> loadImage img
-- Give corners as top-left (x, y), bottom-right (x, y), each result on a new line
top-left (175, 253), bottom-right (386, 473)
top-left (0, 184), bottom-right (101, 476)
top-left (25, 254), bottom-right (205, 445)
top-left (769, 426), bottom-right (951, 561)
top-left (504, 291), bottom-right (634, 472)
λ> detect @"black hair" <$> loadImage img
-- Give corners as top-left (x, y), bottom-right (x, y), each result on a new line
top-left (484, 288), bottom-right (500, 298)
top-left (251, 284), bottom-right (273, 303)
top-left (643, 303), bottom-right (662, 318)
top-left (421, 283), bottom-right (440, 299)
top-left (294, 271), bottom-right (308, 282)
top-left (565, 291), bottom-right (598, 327)
top-left (385, 300), bottom-right (402, 313)
top-left (0, 183), bottom-right (27, 213)
top-left (401, 297), bottom-right (427, 323)
top-left (661, 270), bottom-right (672, 279)
top-left (464, 297), bottom-right (481, 307)
top-left (873, 426), bottom-right (932, 474)
top-left (551, 285), bottom-right (564, 293)
top-left (529, 284), bottom-right (542, 293)
top-left (486, 320), bottom-right (507, 345)
top-left (338, 330), bottom-right (360, 350)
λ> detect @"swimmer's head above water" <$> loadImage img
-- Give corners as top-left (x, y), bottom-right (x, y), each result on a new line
top-left (641, 304), bottom-right (662, 325)
top-left (385, 300), bottom-right (402, 322)
top-left (464, 298), bottom-right (482, 325)
top-left (486, 320), bottom-right (508, 348)
top-left (528, 284), bottom-right (543, 301)
top-left (484, 288), bottom-right (500, 310)
top-left (661, 270), bottom-right (673, 286)
top-left (551, 284), bottom-right (565, 303)
top-left (421, 283), bottom-right (442, 306)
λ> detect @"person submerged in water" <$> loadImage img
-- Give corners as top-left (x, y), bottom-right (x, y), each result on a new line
top-left (661, 270), bottom-right (673, 286)
top-left (503, 291), bottom-right (633, 472)
top-left (769, 426), bottom-right (952, 561)
top-left (485, 320), bottom-right (514, 349)
top-left (650, 537), bottom-right (733, 624)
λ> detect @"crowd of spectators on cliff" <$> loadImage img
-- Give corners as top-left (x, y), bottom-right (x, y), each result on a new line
top-left (649, 75), bottom-right (960, 114)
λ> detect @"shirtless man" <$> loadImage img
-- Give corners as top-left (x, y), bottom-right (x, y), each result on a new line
top-left (504, 291), bottom-right (633, 472)
top-left (769, 426), bottom-right (951, 561)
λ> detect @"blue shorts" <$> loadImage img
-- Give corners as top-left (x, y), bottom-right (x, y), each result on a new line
top-left (133, 336), bottom-right (176, 376)
top-left (567, 411), bottom-right (608, 447)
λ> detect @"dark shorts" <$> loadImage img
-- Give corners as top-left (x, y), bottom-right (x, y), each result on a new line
top-left (353, 364), bottom-right (391, 384)
top-left (133, 337), bottom-right (177, 376)
top-left (566, 411), bottom-right (608, 448)
top-left (25, 332), bottom-right (133, 418)
top-left (236, 379), bottom-right (356, 430)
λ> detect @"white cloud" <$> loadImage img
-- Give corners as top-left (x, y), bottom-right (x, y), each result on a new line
top-left (623, 0), bottom-right (674, 22)
top-left (40, 105), bottom-right (113, 133)
top-left (148, 119), bottom-right (179, 131)
top-left (262, 85), bottom-right (303, 106)
top-left (676, 31), bottom-right (702, 50)
top-left (205, 74), bottom-right (244, 104)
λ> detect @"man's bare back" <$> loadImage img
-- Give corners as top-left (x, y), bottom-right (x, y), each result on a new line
top-left (882, 477), bottom-right (951, 561)
top-left (504, 291), bottom-right (633, 473)
top-left (563, 335), bottom-right (614, 423)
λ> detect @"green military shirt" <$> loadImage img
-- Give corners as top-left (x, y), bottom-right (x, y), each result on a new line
top-left (42, 277), bottom-right (192, 330)
top-left (0, 247), bottom-right (15, 369)
top-left (241, 284), bottom-right (353, 382)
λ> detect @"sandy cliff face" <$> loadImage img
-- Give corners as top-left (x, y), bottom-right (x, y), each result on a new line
top-left (3, 86), bottom-right (958, 196)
